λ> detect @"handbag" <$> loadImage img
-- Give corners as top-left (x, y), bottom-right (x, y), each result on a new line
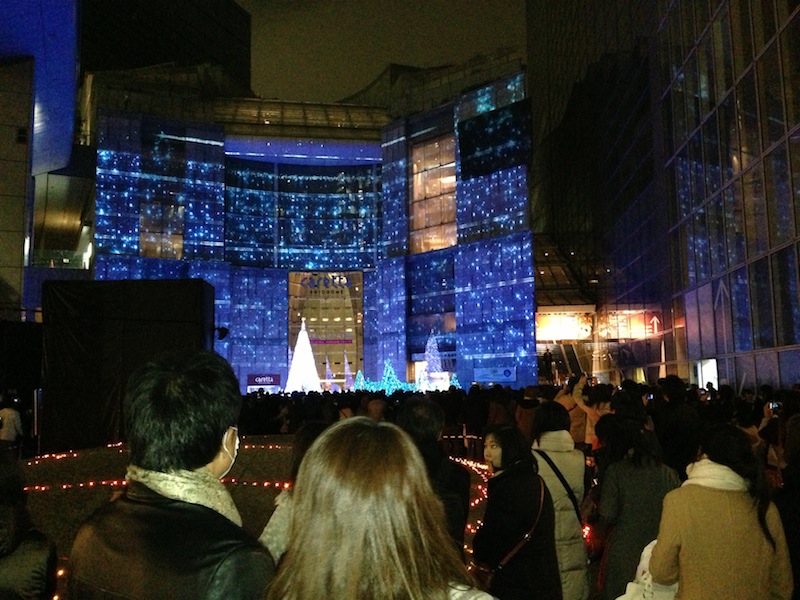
top-left (614, 540), bottom-right (677, 600)
top-left (468, 476), bottom-right (546, 592)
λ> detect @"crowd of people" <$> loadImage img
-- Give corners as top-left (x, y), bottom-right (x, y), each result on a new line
top-left (1, 350), bottom-right (798, 599)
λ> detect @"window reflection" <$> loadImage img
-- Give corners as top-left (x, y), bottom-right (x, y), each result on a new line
top-left (409, 134), bottom-right (457, 253)
top-left (139, 202), bottom-right (184, 259)
top-left (731, 266), bottom-right (753, 352)
top-left (750, 257), bottom-right (775, 348)
top-left (764, 143), bottom-right (794, 247)
top-left (772, 245), bottom-right (800, 346)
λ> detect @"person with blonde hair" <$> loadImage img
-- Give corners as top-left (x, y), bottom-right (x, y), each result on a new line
top-left (266, 416), bottom-right (491, 600)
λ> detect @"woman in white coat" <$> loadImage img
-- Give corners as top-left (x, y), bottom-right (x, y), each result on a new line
top-left (531, 401), bottom-right (589, 600)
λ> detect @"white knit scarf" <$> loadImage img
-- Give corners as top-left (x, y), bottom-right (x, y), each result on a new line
top-left (682, 457), bottom-right (749, 491)
top-left (126, 464), bottom-right (242, 526)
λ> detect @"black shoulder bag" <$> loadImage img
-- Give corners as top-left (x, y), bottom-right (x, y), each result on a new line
top-left (533, 449), bottom-right (582, 526)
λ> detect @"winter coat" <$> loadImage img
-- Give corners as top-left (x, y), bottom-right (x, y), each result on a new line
top-left (472, 457), bottom-right (562, 600)
top-left (598, 457), bottom-right (680, 600)
top-left (650, 459), bottom-right (793, 600)
top-left (533, 430), bottom-right (589, 600)
top-left (69, 481), bottom-right (275, 599)
top-left (774, 462), bottom-right (800, 600)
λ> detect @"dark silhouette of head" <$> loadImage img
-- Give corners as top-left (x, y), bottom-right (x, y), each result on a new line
top-left (659, 375), bottom-right (687, 404)
top-left (125, 350), bottom-right (242, 472)
top-left (530, 401), bottom-right (570, 445)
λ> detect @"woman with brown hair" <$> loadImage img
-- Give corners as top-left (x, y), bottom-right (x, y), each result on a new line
top-left (266, 417), bottom-right (490, 600)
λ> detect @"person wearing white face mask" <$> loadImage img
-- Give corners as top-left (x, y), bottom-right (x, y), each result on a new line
top-left (68, 350), bottom-right (275, 599)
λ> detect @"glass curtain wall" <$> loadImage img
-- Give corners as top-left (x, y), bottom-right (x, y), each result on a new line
top-left (660, 0), bottom-right (800, 388)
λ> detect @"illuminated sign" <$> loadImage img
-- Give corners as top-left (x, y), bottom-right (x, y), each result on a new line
top-left (474, 367), bottom-right (517, 383)
top-left (535, 313), bottom-right (593, 341)
top-left (300, 274), bottom-right (351, 289)
top-left (597, 311), bottom-right (662, 339)
top-left (246, 374), bottom-right (281, 386)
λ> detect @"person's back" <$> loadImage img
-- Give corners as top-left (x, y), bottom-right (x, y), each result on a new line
top-left (70, 479), bottom-right (270, 599)
top-left (650, 423), bottom-right (793, 600)
top-left (598, 420), bottom-right (680, 600)
top-left (68, 350), bottom-right (274, 600)
top-left (531, 401), bottom-right (589, 600)
top-left (266, 417), bottom-right (491, 600)
top-left (397, 398), bottom-right (471, 555)
top-left (651, 484), bottom-right (790, 599)
top-left (652, 375), bottom-right (700, 480)
top-left (473, 424), bottom-right (562, 600)
top-left (0, 403), bottom-right (23, 448)
top-left (769, 413), bottom-right (800, 600)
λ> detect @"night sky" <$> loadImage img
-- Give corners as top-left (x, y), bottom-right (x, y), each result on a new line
top-left (235, 0), bottom-right (526, 103)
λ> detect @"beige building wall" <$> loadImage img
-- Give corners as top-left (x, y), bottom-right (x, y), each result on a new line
top-left (0, 59), bottom-right (33, 320)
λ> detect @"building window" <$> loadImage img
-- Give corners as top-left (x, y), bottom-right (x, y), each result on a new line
top-left (139, 201), bottom-right (184, 259)
top-left (409, 134), bottom-right (456, 254)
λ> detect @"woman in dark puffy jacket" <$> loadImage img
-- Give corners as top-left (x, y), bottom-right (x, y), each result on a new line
top-left (472, 423), bottom-right (562, 600)
top-left (0, 449), bottom-right (57, 599)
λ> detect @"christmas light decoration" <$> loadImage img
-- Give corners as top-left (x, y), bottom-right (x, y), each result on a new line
top-left (353, 370), bottom-right (366, 390)
top-left (85, 73), bottom-right (536, 390)
top-left (284, 318), bottom-right (323, 393)
top-left (343, 350), bottom-right (354, 390)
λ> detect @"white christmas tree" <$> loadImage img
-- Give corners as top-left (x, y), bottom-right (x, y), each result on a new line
top-left (284, 318), bottom-right (322, 393)
top-left (343, 350), bottom-right (354, 390)
top-left (425, 330), bottom-right (442, 373)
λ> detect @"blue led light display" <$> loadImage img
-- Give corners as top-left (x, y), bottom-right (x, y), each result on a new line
top-left (455, 73), bottom-right (526, 121)
top-left (92, 71), bottom-right (534, 387)
top-left (380, 122), bottom-right (410, 258)
top-left (407, 249), bottom-right (457, 359)
top-left (95, 113), bottom-right (226, 261)
top-left (457, 165), bottom-right (528, 243)
top-left (224, 157), bottom-right (381, 270)
top-left (454, 231), bottom-right (537, 387)
top-left (456, 100), bottom-right (532, 180)
top-left (370, 257), bottom-right (407, 378)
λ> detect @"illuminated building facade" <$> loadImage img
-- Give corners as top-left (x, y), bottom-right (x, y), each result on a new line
top-left (84, 70), bottom-right (535, 389)
top-left (15, 1), bottom-right (800, 392)
top-left (374, 73), bottom-right (535, 387)
top-left (89, 102), bottom-right (384, 389)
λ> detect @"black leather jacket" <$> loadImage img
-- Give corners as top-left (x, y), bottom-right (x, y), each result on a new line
top-left (68, 481), bottom-right (274, 599)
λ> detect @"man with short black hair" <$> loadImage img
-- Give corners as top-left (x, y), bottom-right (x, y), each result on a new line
top-left (68, 350), bottom-right (274, 599)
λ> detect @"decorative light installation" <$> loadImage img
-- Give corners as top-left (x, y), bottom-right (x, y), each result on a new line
top-left (454, 231), bottom-right (537, 387)
top-left (224, 157), bottom-right (381, 270)
top-left (284, 318), bottom-right (322, 393)
top-left (90, 71), bottom-right (535, 388)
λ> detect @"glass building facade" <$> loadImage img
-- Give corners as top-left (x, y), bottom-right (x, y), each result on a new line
top-left (528, 0), bottom-right (800, 389)
top-left (660, 0), bottom-right (800, 388)
top-left (89, 73), bottom-right (537, 389)
top-left (374, 73), bottom-right (536, 387)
